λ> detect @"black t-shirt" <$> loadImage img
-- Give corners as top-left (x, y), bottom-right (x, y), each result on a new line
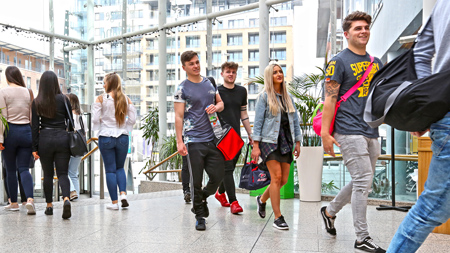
top-left (325, 48), bottom-right (383, 138)
top-left (217, 84), bottom-right (248, 136)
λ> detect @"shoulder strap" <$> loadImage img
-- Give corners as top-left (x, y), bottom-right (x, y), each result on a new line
top-left (339, 55), bottom-right (374, 103)
top-left (63, 96), bottom-right (75, 131)
top-left (27, 88), bottom-right (34, 122)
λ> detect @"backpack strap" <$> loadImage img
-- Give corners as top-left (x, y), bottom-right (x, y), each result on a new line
top-left (339, 55), bottom-right (374, 103)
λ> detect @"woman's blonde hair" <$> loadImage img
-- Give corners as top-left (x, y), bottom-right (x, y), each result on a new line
top-left (263, 64), bottom-right (295, 115)
top-left (104, 72), bottom-right (128, 126)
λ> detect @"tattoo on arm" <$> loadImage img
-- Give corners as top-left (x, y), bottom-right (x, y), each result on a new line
top-left (325, 80), bottom-right (340, 100)
top-left (241, 106), bottom-right (247, 111)
top-left (242, 117), bottom-right (249, 121)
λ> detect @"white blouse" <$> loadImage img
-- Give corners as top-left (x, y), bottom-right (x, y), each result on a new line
top-left (92, 93), bottom-right (136, 137)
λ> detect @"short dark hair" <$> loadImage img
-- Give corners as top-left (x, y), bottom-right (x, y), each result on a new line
top-left (180, 51), bottom-right (198, 66)
top-left (221, 62), bottom-right (239, 72)
top-left (5, 66), bottom-right (26, 87)
top-left (342, 11), bottom-right (372, 32)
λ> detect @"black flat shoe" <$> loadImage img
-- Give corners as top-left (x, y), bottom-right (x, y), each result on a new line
top-left (62, 200), bottom-right (71, 219)
top-left (45, 206), bottom-right (53, 215)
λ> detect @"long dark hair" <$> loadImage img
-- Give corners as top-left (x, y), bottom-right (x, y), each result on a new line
top-left (5, 66), bottom-right (26, 87)
top-left (66, 93), bottom-right (82, 115)
top-left (34, 71), bottom-right (62, 118)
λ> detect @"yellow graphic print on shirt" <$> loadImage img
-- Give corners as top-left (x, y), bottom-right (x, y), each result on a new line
top-left (351, 61), bottom-right (380, 97)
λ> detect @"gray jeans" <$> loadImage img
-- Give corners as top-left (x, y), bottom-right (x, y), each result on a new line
top-left (326, 133), bottom-right (380, 241)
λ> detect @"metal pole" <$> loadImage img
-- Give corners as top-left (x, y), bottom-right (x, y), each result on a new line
top-left (158, 0), bottom-right (168, 181)
top-left (330, 0), bottom-right (337, 56)
top-left (175, 8), bottom-right (179, 87)
top-left (122, 0), bottom-right (127, 80)
top-left (64, 11), bottom-right (71, 91)
top-left (49, 0), bottom-right (54, 71)
top-left (259, 0), bottom-right (269, 90)
top-left (86, 0), bottom-right (95, 197)
top-left (206, 0), bottom-right (213, 75)
top-left (100, 155), bottom-right (104, 199)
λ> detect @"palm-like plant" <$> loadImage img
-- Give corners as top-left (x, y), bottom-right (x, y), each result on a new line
top-left (139, 106), bottom-right (159, 174)
top-left (159, 135), bottom-right (182, 171)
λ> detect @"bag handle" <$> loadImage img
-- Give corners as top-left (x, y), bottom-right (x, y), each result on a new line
top-left (339, 55), bottom-right (374, 103)
top-left (63, 96), bottom-right (75, 132)
top-left (243, 143), bottom-right (251, 164)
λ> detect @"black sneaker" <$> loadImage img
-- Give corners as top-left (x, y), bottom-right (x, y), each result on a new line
top-left (354, 236), bottom-right (386, 253)
top-left (320, 206), bottom-right (336, 236)
top-left (191, 200), bottom-right (209, 218)
top-left (256, 195), bottom-right (266, 218)
top-left (62, 200), bottom-right (71, 219)
top-left (195, 218), bottom-right (206, 230)
top-left (44, 206), bottom-right (53, 215)
top-left (184, 191), bottom-right (191, 203)
top-left (273, 215), bottom-right (289, 230)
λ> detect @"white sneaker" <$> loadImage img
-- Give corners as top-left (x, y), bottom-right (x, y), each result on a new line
top-left (106, 203), bottom-right (119, 210)
top-left (26, 202), bottom-right (36, 215)
top-left (4, 204), bottom-right (19, 211)
top-left (120, 194), bottom-right (129, 208)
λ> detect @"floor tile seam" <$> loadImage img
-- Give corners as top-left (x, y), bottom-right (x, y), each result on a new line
top-left (249, 211), bottom-right (274, 253)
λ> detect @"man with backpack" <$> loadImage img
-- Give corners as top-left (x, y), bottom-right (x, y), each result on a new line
top-left (387, 1), bottom-right (450, 252)
top-left (174, 50), bottom-right (225, 230)
top-left (320, 11), bottom-right (385, 252)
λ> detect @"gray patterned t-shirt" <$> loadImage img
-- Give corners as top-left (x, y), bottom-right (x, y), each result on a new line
top-left (174, 77), bottom-right (217, 143)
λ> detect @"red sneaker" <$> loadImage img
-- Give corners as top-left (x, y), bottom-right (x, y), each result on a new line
top-left (230, 201), bottom-right (243, 214)
top-left (215, 191), bottom-right (230, 207)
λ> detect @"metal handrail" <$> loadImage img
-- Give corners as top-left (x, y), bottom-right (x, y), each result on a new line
top-left (142, 151), bottom-right (179, 175)
top-left (81, 137), bottom-right (98, 161)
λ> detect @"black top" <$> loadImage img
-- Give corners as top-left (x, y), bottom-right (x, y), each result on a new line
top-left (217, 84), bottom-right (248, 136)
top-left (32, 94), bottom-right (73, 152)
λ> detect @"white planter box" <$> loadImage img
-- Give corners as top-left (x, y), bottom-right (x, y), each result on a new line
top-left (297, 146), bottom-right (324, 202)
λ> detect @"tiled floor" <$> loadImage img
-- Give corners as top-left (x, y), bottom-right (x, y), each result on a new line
top-left (0, 190), bottom-right (449, 252)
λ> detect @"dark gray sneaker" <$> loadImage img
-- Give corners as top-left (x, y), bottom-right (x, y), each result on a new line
top-left (195, 218), bottom-right (206, 231)
top-left (320, 206), bottom-right (336, 236)
top-left (273, 215), bottom-right (289, 230)
top-left (256, 195), bottom-right (266, 218)
top-left (184, 190), bottom-right (191, 203)
top-left (354, 236), bottom-right (386, 253)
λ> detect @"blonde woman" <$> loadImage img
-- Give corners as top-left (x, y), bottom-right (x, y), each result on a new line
top-left (251, 64), bottom-right (301, 230)
top-left (92, 72), bottom-right (136, 210)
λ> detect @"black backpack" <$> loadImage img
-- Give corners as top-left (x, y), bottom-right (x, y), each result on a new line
top-left (364, 43), bottom-right (450, 131)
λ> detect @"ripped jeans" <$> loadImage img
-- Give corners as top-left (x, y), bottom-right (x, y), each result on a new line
top-left (326, 133), bottom-right (380, 241)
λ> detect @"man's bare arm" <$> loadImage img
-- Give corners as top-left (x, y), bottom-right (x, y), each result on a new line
top-left (321, 80), bottom-right (341, 156)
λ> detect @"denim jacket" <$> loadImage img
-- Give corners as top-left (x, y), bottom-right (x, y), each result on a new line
top-left (253, 92), bottom-right (302, 144)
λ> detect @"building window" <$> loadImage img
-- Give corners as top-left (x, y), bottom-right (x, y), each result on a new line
top-left (167, 101), bottom-right (174, 112)
top-left (227, 34), bottom-right (242, 46)
top-left (147, 38), bottom-right (158, 49)
top-left (249, 18), bottom-right (259, 28)
top-left (248, 83), bottom-right (258, 94)
top-left (167, 53), bottom-right (180, 64)
top-left (270, 49), bottom-right (287, 61)
top-left (186, 36), bottom-right (200, 48)
top-left (281, 65), bottom-right (287, 75)
top-left (111, 11), bottom-right (122, 20)
top-left (270, 32), bottom-right (287, 44)
top-left (148, 54), bottom-right (158, 65)
top-left (36, 79), bottom-right (39, 90)
top-left (111, 27), bottom-right (121, 36)
top-left (167, 69), bottom-right (177, 81)
top-left (249, 33), bottom-right (259, 45)
top-left (147, 70), bottom-right (159, 81)
top-left (228, 19), bottom-right (244, 29)
top-left (95, 12), bottom-right (104, 21)
top-left (227, 51), bottom-right (243, 62)
top-left (212, 35), bottom-right (221, 46)
top-left (167, 37), bottom-right (180, 48)
top-left (270, 17), bottom-right (287, 26)
top-left (249, 99), bottom-right (256, 111)
top-left (248, 50), bottom-right (259, 62)
top-left (95, 28), bottom-right (104, 37)
top-left (130, 9), bottom-right (143, 19)
top-left (95, 58), bottom-right (104, 66)
top-left (166, 85), bottom-right (175, 96)
top-left (212, 51), bottom-right (222, 63)
top-left (27, 77), bottom-right (31, 89)
top-left (248, 66), bottom-right (259, 78)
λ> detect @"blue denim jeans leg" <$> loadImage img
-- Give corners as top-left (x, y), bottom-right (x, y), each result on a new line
top-left (68, 156), bottom-right (82, 194)
top-left (98, 134), bottom-right (128, 201)
top-left (387, 112), bottom-right (450, 252)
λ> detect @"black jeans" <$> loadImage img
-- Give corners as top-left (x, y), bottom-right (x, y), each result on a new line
top-left (39, 129), bottom-right (71, 203)
top-left (181, 155), bottom-right (190, 192)
top-left (186, 142), bottom-right (224, 219)
top-left (218, 150), bottom-right (241, 203)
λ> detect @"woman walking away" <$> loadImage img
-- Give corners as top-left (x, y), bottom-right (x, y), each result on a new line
top-left (0, 66), bottom-right (36, 215)
top-left (32, 71), bottom-right (73, 219)
top-left (66, 93), bottom-right (86, 201)
top-left (251, 64), bottom-right (301, 230)
top-left (93, 72), bottom-right (136, 210)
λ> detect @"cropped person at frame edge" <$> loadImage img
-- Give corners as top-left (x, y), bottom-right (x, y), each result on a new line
top-left (251, 63), bottom-right (301, 230)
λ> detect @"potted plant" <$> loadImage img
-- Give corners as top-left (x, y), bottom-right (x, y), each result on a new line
top-left (289, 69), bottom-right (325, 202)
top-left (140, 106), bottom-right (159, 175)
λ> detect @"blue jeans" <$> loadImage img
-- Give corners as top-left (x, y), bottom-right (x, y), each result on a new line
top-left (68, 156), bottom-right (82, 194)
top-left (3, 123), bottom-right (33, 202)
top-left (98, 135), bottom-right (128, 201)
top-left (387, 113), bottom-right (450, 252)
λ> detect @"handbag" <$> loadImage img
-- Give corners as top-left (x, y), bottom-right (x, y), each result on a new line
top-left (215, 124), bottom-right (244, 161)
top-left (364, 42), bottom-right (450, 131)
top-left (63, 98), bottom-right (88, 157)
top-left (312, 55), bottom-right (374, 136)
top-left (239, 144), bottom-right (271, 190)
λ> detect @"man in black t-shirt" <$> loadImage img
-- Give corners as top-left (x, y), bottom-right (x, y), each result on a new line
top-left (214, 62), bottom-right (252, 214)
top-left (320, 12), bottom-right (386, 253)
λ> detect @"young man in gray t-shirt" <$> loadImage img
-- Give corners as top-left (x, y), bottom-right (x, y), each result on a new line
top-left (320, 12), bottom-right (386, 253)
top-left (174, 51), bottom-right (225, 231)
